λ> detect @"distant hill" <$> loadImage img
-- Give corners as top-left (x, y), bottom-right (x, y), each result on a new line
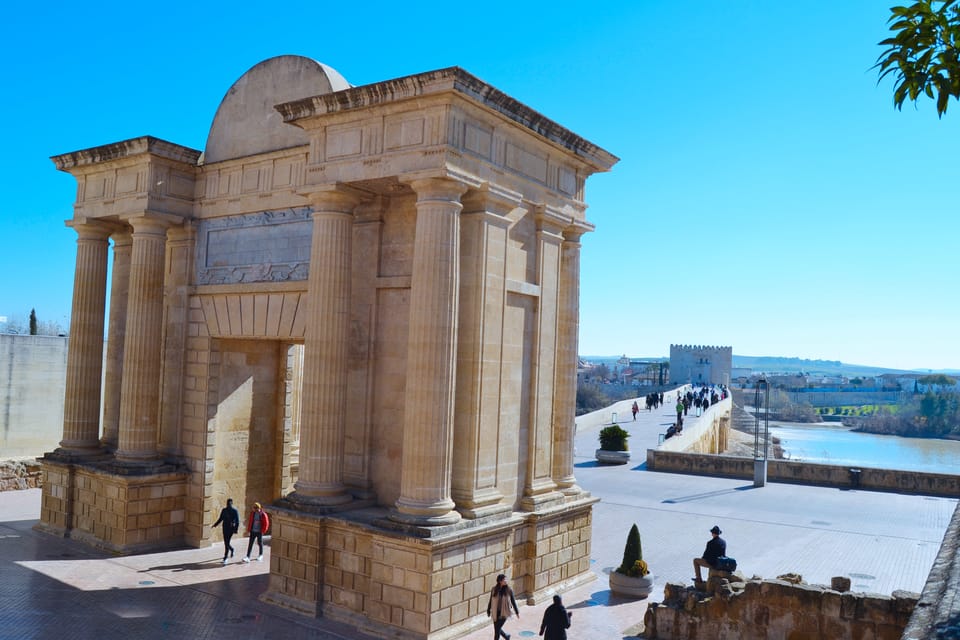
top-left (580, 354), bottom-right (958, 378)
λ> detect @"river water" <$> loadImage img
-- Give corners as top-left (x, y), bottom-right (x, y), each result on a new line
top-left (768, 421), bottom-right (960, 474)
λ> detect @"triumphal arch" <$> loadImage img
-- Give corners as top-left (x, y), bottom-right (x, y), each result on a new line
top-left (41, 56), bottom-right (616, 639)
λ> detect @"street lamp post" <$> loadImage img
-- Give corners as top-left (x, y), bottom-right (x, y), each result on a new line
top-left (753, 377), bottom-right (770, 487)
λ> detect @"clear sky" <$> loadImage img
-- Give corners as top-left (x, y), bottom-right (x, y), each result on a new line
top-left (1, 1), bottom-right (955, 371)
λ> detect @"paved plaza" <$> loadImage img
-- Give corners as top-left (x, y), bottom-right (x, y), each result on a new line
top-left (1, 389), bottom-right (954, 639)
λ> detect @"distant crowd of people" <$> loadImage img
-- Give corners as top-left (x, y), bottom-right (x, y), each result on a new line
top-left (665, 383), bottom-right (729, 440)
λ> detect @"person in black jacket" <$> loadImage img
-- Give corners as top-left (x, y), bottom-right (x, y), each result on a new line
top-left (538, 595), bottom-right (571, 640)
top-left (212, 498), bottom-right (240, 564)
top-left (693, 524), bottom-right (727, 583)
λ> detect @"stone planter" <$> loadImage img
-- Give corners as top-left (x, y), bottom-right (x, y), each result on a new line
top-left (609, 570), bottom-right (653, 598)
top-left (595, 449), bottom-right (631, 465)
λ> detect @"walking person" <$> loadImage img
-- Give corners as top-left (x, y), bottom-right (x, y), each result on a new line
top-left (242, 502), bottom-right (270, 563)
top-left (538, 594), bottom-right (571, 640)
top-left (487, 573), bottom-right (519, 639)
top-left (212, 498), bottom-right (240, 564)
top-left (631, 401), bottom-right (639, 421)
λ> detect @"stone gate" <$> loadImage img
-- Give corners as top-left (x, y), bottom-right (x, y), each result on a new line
top-left (39, 56), bottom-right (617, 639)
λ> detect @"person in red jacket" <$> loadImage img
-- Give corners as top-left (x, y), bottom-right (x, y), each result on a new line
top-left (242, 502), bottom-right (270, 562)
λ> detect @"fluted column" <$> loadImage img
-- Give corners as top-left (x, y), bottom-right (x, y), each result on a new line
top-left (292, 187), bottom-right (361, 505)
top-left (552, 226), bottom-right (587, 494)
top-left (100, 230), bottom-right (132, 451)
top-left (58, 221), bottom-right (113, 454)
top-left (392, 178), bottom-right (467, 526)
top-left (115, 216), bottom-right (173, 463)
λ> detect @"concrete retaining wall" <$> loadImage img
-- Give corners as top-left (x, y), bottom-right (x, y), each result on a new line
top-left (0, 335), bottom-right (67, 458)
top-left (646, 450), bottom-right (960, 498)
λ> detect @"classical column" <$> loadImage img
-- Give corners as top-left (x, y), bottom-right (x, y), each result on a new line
top-left (552, 225), bottom-right (588, 495)
top-left (115, 216), bottom-right (173, 463)
top-left (392, 177), bottom-right (467, 526)
top-left (100, 230), bottom-right (132, 451)
top-left (521, 211), bottom-right (564, 510)
top-left (292, 187), bottom-right (361, 505)
top-left (451, 189), bottom-right (514, 518)
top-left (58, 220), bottom-right (112, 455)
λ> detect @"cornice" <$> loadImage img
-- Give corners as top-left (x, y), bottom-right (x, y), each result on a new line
top-left (51, 136), bottom-right (202, 172)
top-left (276, 67), bottom-right (619, 174)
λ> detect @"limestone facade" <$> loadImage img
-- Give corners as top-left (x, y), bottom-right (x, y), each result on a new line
top-left (40, 57), bottom-right (615, 638)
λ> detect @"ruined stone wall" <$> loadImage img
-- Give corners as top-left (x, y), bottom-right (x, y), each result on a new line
top-left (0, 459), bottom-right (42, 491)
top-left (644, 578), bottom-right (917, 639)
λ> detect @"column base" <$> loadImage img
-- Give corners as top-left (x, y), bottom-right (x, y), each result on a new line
top-left (280, 491), bottom-right (372, 515)
top-left (392, 496), bottom-right (461, 527)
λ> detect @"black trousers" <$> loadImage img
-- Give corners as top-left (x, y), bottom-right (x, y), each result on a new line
top-left (222, 530), bottom-right (235, 559)
top-left (246, 531), bottom-right (263, 557)
top-left (493, 617), bottom-right (510, 639)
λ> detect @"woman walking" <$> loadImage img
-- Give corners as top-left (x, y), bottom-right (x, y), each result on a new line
top-left (486, 573), bottom-right (519, 639)
top-left (242, 502), bottom-right (270, 562)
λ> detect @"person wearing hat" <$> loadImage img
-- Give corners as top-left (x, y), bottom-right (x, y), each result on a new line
top-left (693, 525), bottom-right (726, 584)
top-left (242, 502), bottom-right (270, 563)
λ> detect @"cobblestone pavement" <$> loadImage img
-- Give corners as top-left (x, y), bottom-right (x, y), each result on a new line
top-left (2, 390), bottom-right (954, 639)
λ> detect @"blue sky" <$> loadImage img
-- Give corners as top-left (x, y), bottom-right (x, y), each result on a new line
top-left (1, 2), bottom-right (955, 371)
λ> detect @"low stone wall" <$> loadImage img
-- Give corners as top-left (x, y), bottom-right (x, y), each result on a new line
top-left (657, 397), bottom-right (731, 455)
top-left (644, 577), bottom-right (918, 639)
top-left (0, 458), bottom-right (42, 491)
top-left (646, 451), bottom-right (960, 498)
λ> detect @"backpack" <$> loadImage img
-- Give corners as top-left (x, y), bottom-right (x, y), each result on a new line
top-left (716, 556), bottom-right (737, 572)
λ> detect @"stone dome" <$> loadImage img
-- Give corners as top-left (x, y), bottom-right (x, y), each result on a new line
top-left (203, 55), bottom-right (350, 164)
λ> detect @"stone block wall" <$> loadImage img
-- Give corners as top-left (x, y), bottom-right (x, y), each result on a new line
top-left (264, 499), bottom-right (597, 640)
top-left (37, 461), bottom-right (188, 553)
top-left (644, 578), bottom-right (917, 639)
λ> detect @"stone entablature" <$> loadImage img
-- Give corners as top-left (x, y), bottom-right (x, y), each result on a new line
top-left (42, 56), bottom-right (616, 639)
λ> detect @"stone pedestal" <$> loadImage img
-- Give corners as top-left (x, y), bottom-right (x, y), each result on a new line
top-left (264, 496), bottom-right (597, 640)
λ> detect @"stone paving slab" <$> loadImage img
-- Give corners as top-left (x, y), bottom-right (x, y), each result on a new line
top-left (2, 394), bottom-right (955, 639)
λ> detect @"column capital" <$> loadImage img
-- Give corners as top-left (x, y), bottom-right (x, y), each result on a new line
top-left (122, 213), bottom-right (180, 235)
top-left (65, 218), bottom-right (116, 241)
top-left (405, 176), bottom-right (469, 204)
top-left (298, 184), bottom-right (368, 212)
top-left (461, 184), bottom-right (523, 222)
top-left (562, 219), bottom-right (593, 243)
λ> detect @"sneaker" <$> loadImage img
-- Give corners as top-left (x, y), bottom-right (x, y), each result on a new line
top-left (257, 555), bottom-right (263, 562)
top-left (242, 557), bottom-right (250, 563)
top-left (222, 558), bottom-right (228, 565)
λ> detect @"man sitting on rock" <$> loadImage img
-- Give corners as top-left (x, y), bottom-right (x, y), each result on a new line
top-left (693, 525), bottom-right (726, 586)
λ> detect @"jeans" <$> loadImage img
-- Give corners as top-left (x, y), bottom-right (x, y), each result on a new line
top-left (246, 531), bottom-right (263, 557)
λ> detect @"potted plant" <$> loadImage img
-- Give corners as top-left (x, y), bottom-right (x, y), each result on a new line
top-left (609, 523), bottom-right (653, 598)
top-left (595, 424), bottom-right (630, 464)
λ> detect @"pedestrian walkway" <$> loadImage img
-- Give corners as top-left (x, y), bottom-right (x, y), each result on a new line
top-left (1, 390), bottom-right (953, 639)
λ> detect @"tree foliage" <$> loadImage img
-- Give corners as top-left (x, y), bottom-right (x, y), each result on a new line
top-left (918, 373), bottom-right (958, 387)
top-left (875, 0), bottom-right (960, 117)
top-left (616, 523), bottom-right (648, 577)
